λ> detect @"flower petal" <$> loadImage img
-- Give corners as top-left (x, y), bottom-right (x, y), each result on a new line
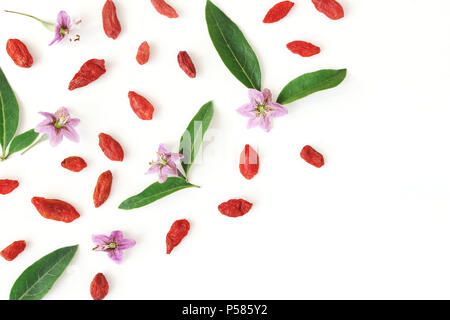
top-left (49, 27), bottom-right (64, 46)
top-left (68, 118), bottom-right (80, 127)
top-left (262, 88), bottom-right (273, 104)
top-left (237, 104), bottom-right (255, 118)
top-left (61, 125), bottom-right (80, 143)
top-left (260, 116), bottom-right (272, 132)
top-left (35, 121), bottom-right (54, 134)
top-left (57, 10), bottom-right (71, 29)
top-left (108, 249), bottom-right (123, 264)
top-left (247, 117), bottom-right (261, 129)
top-left (158, 144), bottom-right (168, 154)
top-left (117, 238), bottom-right (136, 250)
top-left (38, 112), bottom-right (57, 122)
top-left (162, 163), bottom-right (177, 176)
top-left (158, 168), bottom-right (168, 183)
top-left (169, 152), bottom-right (184, 161)
top-left (248, 89), bottom-right (264, 105)
top-left (92, 234), bottom-right (110, 247)
top-left (268, 103), bottom-right (288, 118)
top-left (110, 230), bottom-right (124, 243)
top-left (49, 129), bottom-right (63, 147)
top-left (146, 165), bottom-right (160, 175)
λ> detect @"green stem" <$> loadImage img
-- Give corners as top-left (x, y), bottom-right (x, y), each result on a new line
top-left (21, 134), bottom-right (48, 156)
top-left (4, 10), bottom-right (54, 32)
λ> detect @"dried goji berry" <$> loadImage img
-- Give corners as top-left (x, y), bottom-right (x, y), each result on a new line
top-left (6, 39), bottom-right (33, 68)
top-left (102, 0), bottom-right (121, 39)
top-left (150, 0), bottom-right (179, 18)
top-left (99, 133), bottom-right (124, 162)
top-left (136, 41), bottom-right (150, 65)
top-left (263, 1), bottom-right (295, 23)
top-left (218, 199), bottom-right (253, 218)
top-left (239, 144), bottom-right (259, 180)
top-left (93, 170), bottom-right (113, 208)
top-left (312, 0), bottom-right (344, 20)
top-left (90, 273), bottom-right (109, 300)
top-left (61, 156), bottom-right (87, 172)
top-left (166, 219), bottom-right (190, 254)
top-left (177, 51), bottom-right (196, 79)
top-left (287, 41), bottom-right (321, 57)
top-left (31, 197), bottom-right (80, 223)
top-left (68, 59), bottom-right (106, 91)
top-left (128, 91), bottom-right (155, 120)
top-left (1, 241), bottom-right (26, 261)
top-left (0, 179), bottom-right (19, 195)
top-left (300, 145), bottom-right (325, 168)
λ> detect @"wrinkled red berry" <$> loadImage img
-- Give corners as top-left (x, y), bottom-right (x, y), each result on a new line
top-left (166, 219), bottom-right (190, 254)
top-left (90, 273), bottom-right (109, 300)
top-left (300, 145), bottom-right (325, 168)
top-left (239, 144), bottom-right (259, 180)
top-left (61, 156), bottom-right (87, 172)
top-left (1, 241), bottom-right (26, 261)
top-left (0, 179), bottom-right (19, 195)
top-left (218, 199), bottom-right (253, 218)
top-left (287, 41), bottom-right (321, 57)
top-left (263, 1), bottom-right (295, 23)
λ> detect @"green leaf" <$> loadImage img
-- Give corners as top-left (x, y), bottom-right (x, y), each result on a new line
top-left (0, 67), bottom-right (19, 157)
top-left (7, 129), bottom-right (39, 158)
top-left (179, 101), bottom-right (214, 176)
top-left (119, 177), bottom-right (198, 210)
top-left (277, 69), bottom-right (347, 105)
top-left (9, 245), bottom-right (78, 300)
top-left (205, 0), bottom-right (261, 90)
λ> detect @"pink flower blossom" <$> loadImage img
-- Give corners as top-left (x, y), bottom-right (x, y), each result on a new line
top-left (237, 88), bottom-right (288, 132)
top-left (35, 107), bottom-right (80, 147)
top-left (147, 144), bottom-right (184, 183)
top-left (92, 231), bottom-right (136, 264)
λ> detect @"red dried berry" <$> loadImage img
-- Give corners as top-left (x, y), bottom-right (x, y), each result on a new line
top-left (177, 51), bottom-right (196, 78)
top-left (312, 0), bottom-right (344, 20)
top-left (128, 91), bottom-right (155, 120)
top-left (31, 197), bottom-right (80, 223)
top-left (61, 156), bottom-right (87, 172)
top-left (150, 0), bottom-right (179, 18)
top-left (90, 273), bottom-right (109, 300)
top-left (93, 170), bottom-right (113, 208)
top-left (68, 59), bottom-right (106, 91)
top-left (218, 199), bottom-right (253, 218)
top-left (0, 179), bottom-right (19, 195)
top-left (1, 241), bottom-right (26, 261)
top-left (287, 41), bottom-right (321, 57)
top-left (300, 145), bottom-right (325, 168)
top-left (166, 219), bottom-right (190, 254)
top-left (263, 1), bottom-right (295, 23)
top-left (6, 39), bottom-right (33, 68)
top-left (136, 41), bottom-right (150, 65)
top-left (102, 0), bottom-right (122, 39)
top-left (239, 144), bottom-right (259, 180)
top-left (98, 133), bottom-right (124, 162)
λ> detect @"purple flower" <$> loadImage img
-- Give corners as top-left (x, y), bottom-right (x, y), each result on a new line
top-left (147, 144), bottom-right (184, 183)
top-left (92, 231), bottom-right (136, 264)
top-left (35, 107), bottom-right (80, 147)
top-left (49, 11), bottom-right (72, 45)
top-left (237, 88), bottom-right (288, 132)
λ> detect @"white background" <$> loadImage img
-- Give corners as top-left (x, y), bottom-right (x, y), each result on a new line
top-left (0, 0), bottom-right (449, 300)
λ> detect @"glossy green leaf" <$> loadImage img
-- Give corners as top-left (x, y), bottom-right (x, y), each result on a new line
top-left (7, 129), bottom-right (39, 158)
top-left (179, 101), bottom-right (214, 176)
top-left (0, 67), bottom-right (19, 157)
top-left (119, 177), bottom-right (198, 210)
top-left (206, 0), bottom-right (261, 90)
top-left (10, 245), bottom-right (78, 300)
top-left (277, 69), bottom-right (347, 105)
